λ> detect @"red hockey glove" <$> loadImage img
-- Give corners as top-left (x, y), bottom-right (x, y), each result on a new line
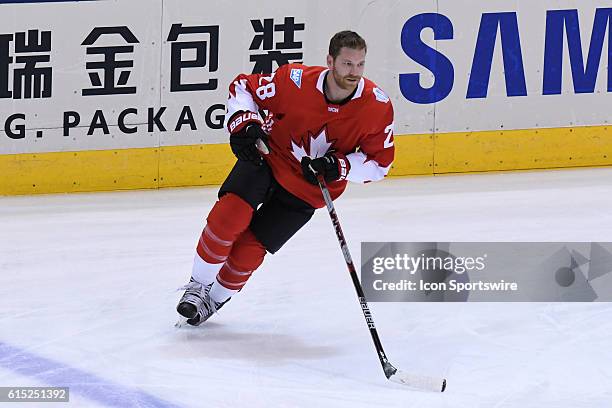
top-left (228, 111), bottom-right (270, 166)
top-left (301, 153), bottom-right (350, 185)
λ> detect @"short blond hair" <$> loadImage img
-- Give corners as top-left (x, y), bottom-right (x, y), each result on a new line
top-left (329, 31), bottom-right (367, 59)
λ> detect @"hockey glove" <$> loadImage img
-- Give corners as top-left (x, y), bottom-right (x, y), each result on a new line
top-left (301, 153), bottom-right (350, 185)
top-left (228, 111), bottom-right (270, 166)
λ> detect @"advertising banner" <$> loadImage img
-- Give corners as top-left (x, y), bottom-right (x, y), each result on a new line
top-left (1, 0), bottom-right (611, 194)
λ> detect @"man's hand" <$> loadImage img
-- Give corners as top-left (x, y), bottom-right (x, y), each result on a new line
top-left (228, 112), bottom-right (270, 166)
top-left (301, 153), bottom-right (350, 185)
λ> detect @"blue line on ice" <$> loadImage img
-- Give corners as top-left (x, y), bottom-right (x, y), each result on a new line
top-left (0, 341), bottom-right (182, 408)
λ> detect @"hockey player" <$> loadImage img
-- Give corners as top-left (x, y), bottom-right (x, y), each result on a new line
top-left (177, 30), bottom-right (395, 326)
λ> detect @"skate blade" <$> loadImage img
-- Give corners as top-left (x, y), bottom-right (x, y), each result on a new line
top-left (175, 317), bottom-right (188, 328)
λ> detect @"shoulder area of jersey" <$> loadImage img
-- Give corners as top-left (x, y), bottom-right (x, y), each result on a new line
top-left (362, 78), bottom-right (392, 106)
top-left (277, 63), bottom-right (325, 89)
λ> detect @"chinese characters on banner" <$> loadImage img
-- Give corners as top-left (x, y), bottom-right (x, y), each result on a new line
top-left (0, 17), bottom-right (304, 100)
top-left (249, 17), bottom-right (304, 74)
top-left (167, 23), bottom-right (219, 92)
top-left (0, 29), bottom-right (52, 99)
top-left (1, 17), bottom-right (304, 140)
top-left (81, 26), bottom-right (139, 96)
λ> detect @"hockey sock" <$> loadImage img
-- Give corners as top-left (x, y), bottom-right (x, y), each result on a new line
top-left (192, 193), bottom-right (254, 285)
top-left (212, 229), bottom-right (266, 302)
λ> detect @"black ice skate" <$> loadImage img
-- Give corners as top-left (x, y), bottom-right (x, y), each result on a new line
top-left (176, 278), bottom-right (209, 319)
top-left (186, 291), bottom-right (230, 326)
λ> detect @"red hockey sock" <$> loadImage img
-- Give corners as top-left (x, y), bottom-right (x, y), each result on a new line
top-left (196, 193), bottom-right (254, 265)
top-left (216, 229), bottom-right (266, 291)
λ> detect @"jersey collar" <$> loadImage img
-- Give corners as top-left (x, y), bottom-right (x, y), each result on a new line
top-left (316, 69), bottom-right (365, 101)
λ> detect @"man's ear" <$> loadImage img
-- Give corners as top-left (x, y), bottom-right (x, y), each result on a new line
top-left (326, 55), bottom-right (333, 69)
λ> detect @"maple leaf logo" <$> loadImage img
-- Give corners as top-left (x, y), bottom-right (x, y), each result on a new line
top-left (290, 127), bottom-right (334, 163)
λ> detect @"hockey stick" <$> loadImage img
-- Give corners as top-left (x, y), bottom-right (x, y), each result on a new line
top-left (313, 172), bottom-right (447, 392)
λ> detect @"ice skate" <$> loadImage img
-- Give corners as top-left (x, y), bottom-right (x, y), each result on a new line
top-left (176, 278), bottom-right (209, 319)
top-left (186, 291), bottom-right (230, 326)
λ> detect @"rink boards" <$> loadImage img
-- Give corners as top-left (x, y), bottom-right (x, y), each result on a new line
top-left (1, 0), bottom-right (611, 194)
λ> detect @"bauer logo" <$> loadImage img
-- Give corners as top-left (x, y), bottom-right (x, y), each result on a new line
top-left (361, 242), bottom-right (612, 302)
top-left (290, 68), bottom-right (303, 88)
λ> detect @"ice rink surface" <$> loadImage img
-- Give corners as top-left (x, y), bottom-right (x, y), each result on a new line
top-left (1, 167), bottom-right (612, 408)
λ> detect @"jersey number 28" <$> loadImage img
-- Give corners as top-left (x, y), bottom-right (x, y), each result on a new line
top-left (256, 74), bottom-right (276, 100)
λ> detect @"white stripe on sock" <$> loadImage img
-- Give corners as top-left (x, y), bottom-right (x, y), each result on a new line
top-left (204, 224), bottom-right (233, 246)
top-left (198, 235), bottom-right (228, 262)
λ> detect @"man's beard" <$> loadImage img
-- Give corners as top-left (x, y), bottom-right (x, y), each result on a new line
top-left (332, 70), bottom-right (360, 91)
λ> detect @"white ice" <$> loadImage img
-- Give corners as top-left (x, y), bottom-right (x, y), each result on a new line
top-left (1, 167), bottom-right (612, 407)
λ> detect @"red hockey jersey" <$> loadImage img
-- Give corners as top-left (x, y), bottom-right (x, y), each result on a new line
top-left (226, 63), bottom-right (395, 209)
